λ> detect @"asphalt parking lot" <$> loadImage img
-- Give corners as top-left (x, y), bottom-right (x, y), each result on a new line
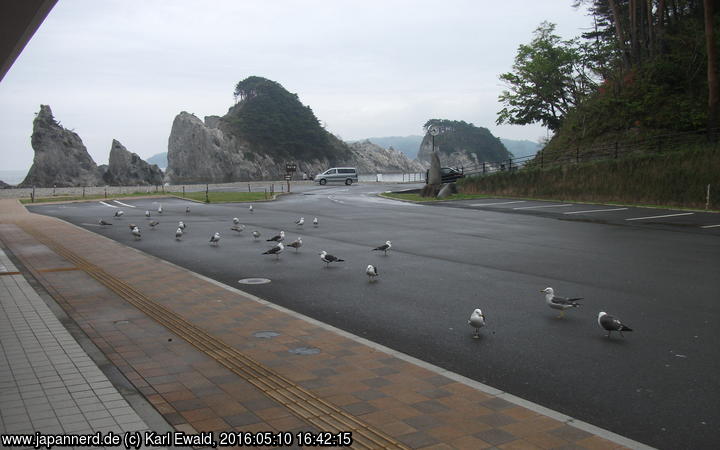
top-left (29, 184), bottom-right (720, 449)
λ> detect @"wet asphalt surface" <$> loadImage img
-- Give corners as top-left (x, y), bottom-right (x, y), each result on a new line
top-left (29, 183), bottom-right (720, 449)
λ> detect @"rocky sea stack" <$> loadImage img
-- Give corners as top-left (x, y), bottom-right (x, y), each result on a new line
top-left (103, 139), bottom-right (164, 186)
top-left (417, 119), bottom-right (511, 168)
top-left (167, 76), bottom-right (423, 183)
top-left (20, 105), bottom-right (102, 187)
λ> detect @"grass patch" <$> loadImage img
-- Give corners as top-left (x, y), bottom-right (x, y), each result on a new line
top-left (175, 191), bottom-right (273, 203)
top-left (20, 191), bottom-right (171, 204)
top-left (381, 192), bottom-right (495, 202)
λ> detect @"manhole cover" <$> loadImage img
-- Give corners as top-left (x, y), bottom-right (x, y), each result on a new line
top-left (238, 278), bottom-right (271, 285)
top-left (253, 331), bottom-right (280, 339)
top-left (288, 347), bottom-right (321, 355)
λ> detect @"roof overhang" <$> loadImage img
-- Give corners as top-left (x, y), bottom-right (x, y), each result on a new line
top-left (0, 0), bottom-right (57, 83)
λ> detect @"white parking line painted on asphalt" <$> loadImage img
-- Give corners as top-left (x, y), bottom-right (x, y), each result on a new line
top-left (113, 200), bottom-right (136, 208)
top-left (700, 224), bottom-right (720, 228)
top-left (513, 204), bottom-right (574, 210)
top-left (469, 201), bottom-right (526, 206)
top-left (99, 201), bottom-right (117, 208)
top-left (625, 212), bottom-right (694, 221)
top-left (564, 207), bottom-right (629, 215)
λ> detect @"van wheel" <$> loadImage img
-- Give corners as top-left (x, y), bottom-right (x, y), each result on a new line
top-left (345, 179), bottom-right (353, 186)
top-left (319, 179), bottom-right (327, 185)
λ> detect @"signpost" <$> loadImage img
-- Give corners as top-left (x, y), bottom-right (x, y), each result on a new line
top-left (285, 163), bottom-right (297, 193)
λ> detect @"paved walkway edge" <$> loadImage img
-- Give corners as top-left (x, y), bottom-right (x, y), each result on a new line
top-left (62, 215), bottom-right (657, 450)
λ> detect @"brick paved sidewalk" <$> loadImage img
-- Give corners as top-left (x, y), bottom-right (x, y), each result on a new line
top-left (0, 199), bottom-right (650, 449)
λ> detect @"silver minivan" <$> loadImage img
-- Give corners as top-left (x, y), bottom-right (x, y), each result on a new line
top-left (314, 167), bottom-right (358, 185)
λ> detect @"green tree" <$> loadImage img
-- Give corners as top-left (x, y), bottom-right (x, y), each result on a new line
top-left (496, 22), bottom-right (597, 131)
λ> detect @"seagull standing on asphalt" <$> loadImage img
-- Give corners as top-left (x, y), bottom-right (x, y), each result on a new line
top-left (252, 230), bottom-right (261, 240)
top-left (209, 232), bottom-right (221, 246)
top-left (127, 223), bottom-right (137, 230)
top-left (157, 204), bottom-right (163, 214)
top-left (313, 217), bottom-right (318, 227)
top-left (145, 210), bottom-right (151, 218)
top-left (319, 251), bottom-right (344, 267)
top-left (178, 221), bottom-right (186, 231)
top-left (99, 219), bottom-right (112, 226)
top-left (185, 206), bottom-right (190, 215)
top-left (468, 309), bottom-right (486, 339)
top-left (231, 224), bottom-right (245, 233)
top-left (267, 231), bottom-right (285, 242)
top-left (114, 210), bottom-right (124, 218)
top-left (598, 312), bottom-right (633, 338)
top-left (175, 227), bottom-right (183, 241)
top-left (541, 287), bottom-right (582, 318)
top-left (149, 220), bottom-right (159, 229)
top-left (286, 237), bottom-right (303, 252)
top-left (233, 217), bottom-right (240, 225)
top-left (373, 240), bottom-right (392, 255)
top-left (263, 242), bottom-right (284, 259)
top-left (131, 226), bottom-right (141, 240)
top-left (366, 264), bottom-right (378, 282)
top-left (249, 205), bottom-right (254, 213)
top-left (295, 217), bottom-right (304, 227)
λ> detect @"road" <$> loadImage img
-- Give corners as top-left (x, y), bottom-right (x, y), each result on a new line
top-left (29, 183), bottom-right (720, 449)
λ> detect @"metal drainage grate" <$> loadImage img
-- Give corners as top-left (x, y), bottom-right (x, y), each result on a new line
top-left (253, 331), bottom-right (280, 339)
top-left (238, 278), bottom-right (271, 285)
top-left (288, 347), bottom-right (321, 355)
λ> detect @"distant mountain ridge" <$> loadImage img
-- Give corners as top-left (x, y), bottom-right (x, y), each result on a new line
top-left (365, 135), bottom-right (541, 161)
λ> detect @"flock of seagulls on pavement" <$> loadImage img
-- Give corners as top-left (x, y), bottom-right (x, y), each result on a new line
top-left (100, 201), bottom-right (633, 341)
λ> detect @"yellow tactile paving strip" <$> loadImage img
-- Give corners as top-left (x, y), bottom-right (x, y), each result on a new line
top-left (0, 199), bottom-right (631, 449)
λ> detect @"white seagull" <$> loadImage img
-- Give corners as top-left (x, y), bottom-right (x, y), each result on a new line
top-left (541, 287), bottom-right (582, 318)
top-left (157, 204), bottom-right (163, 214)
top-left (267, 230), bottom-right (285, 242)
top-left (175, 227), bottom-right (183, 241)
top-left (263, 242), bottom-right (284, 259)
top-left (252, 230), bottom-right (261, 240)
top-left (313, 217), bottom-right (318, 227)
top-left (366, 264), bottom-right (378, 282)
top-left (178, 221), bottom-right (186, 231)
top-left (131, 226), bottom-right (141, 240)
top-left (319, 251), bottom-right (344, 267)
top-left (295, 217), bottom-right (305, 227)
top-left (598, 312), bottom-right (633, 338)
top-left (209, 232), bottom-right (221, 246)
top-left (468, 309), bottom-right (486, 339)
top-left (98, 219), bottom-right (112, 226)
top-left (231, 224), bottom-right (245, 233)
top-left (286, 237), bottom-right (303, 252)
top-left (249, 205), bottom-right (254, 213)
top-left (232, 217), bottom-right (240, 225)
top-left (372, 240), bottom-right (392, 255)
top-left (145, 210), bottom-right (151, 218)
top-left (114, 210), bottom-right (124, 218)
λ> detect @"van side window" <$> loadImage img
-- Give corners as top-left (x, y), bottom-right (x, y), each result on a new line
top-left (338, 168), bottom-right (356, 174)
top-left (325, 169), bottom-right (337, 175)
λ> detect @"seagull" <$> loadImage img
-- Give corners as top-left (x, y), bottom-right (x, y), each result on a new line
top-left (131, 226), bottom-right (141, 240)
top-left (178, 221), bottom-right (186, 231)
top-left (114, 210), bottom-right (124, 218)
top-left (145, 210), bottom-right (151, 218)
top-left (468, 309), bottom-right (486, 338)
top-left (185, 206), bottom-right (190, 215)
top-left (157, 204), bottom-right (163, 214)
top-left (372, 240), bottom-right (392, 255)
top-left (175, 227), bottom-right (183, 241)
top-left (262, 242), bottom-right (284, 259)
top-left (98, 219), bottom-right (112, 226)
top-left (319, 251), bottom-right (344, 267)
top-left (286, 237), bottom-right (303, 252)
top-left (541, 287), bottom-right (582, 318)
top-left (149, 220), bottom-right (159, 229)
top-left (366, 264), bottom-right (378, 282)
top-left (598, 312), bottom-right (633, 338)
top-left (127, 223), bottom-right (137, 230)
top-left (252, 230), bottom-right (261, 240)
top-left (231, 224), bottom-right (245, 233)
top-left (249, 205), bottom-right (254, 213)
top-left (232, 217), bottom-right (240, 225)
top-left (295, 217), bottom-right (304, 227)
top-left (312, 217), bottom-right (318, 227)
top-left (209, 232), bottom-right (221, 246)
top-left (267, 230), bottom-right (285, 242)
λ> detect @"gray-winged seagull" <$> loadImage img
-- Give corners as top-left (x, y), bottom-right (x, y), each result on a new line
top-left (286, 237), bottom-right (303, 252)
top-left (366, 264), bottom-right (378, 282)
top-left (267, 231), bottom-right (285, 242)
top-left (542, 287), bottom-right (582, 318)
top-left (131, 226), bottom-right (141, 240)
top-left (209, 232), bottom-right (221, 246)
top-left (319, 251), bottom-right (344, 267)
top-left (373, 241), bottom-right (392, 255)
top-left (598, 312), bottom-right (633, 338)
top-left (468, 309), bottom-right (486, 338)
top-left (263, 242), bottom-right (284, 259)
top-left (114, 210), bottom-right (124, 217)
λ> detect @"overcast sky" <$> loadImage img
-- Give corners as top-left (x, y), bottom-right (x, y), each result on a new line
top-left (0, 0), bottom-right (592, 170)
